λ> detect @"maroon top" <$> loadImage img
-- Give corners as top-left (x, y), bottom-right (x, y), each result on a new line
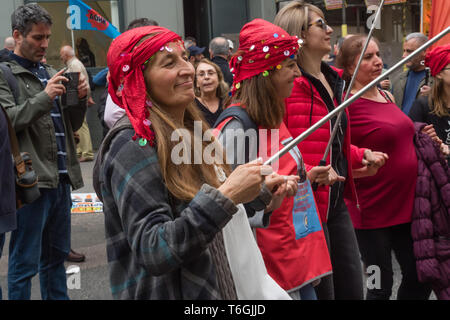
top-left (344, 93), bottom-right (417, 229)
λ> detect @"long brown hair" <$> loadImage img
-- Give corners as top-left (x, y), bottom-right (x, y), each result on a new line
top-left (147, 98), bottom-right (230, 201)
top-left (429, 77), bottom-right (449, 117)
top-left (144, 49), bottom-right (230, 202)
top-left (225, 71), bottom-right (285, 129)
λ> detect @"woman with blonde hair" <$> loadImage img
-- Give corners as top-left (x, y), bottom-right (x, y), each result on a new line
top-left (194, 58), bottom-right (229, 127)
top-left (274, 0), bottom-right (387, 300)
top-left (216, 18), bottom-right (332, 300)
top-left (93, 25), bottom-right (288, 300)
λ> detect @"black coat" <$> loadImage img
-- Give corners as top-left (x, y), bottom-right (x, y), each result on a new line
top-left (211, 56), bottom-right (233, 87)
top-left (409, 96), bottom-right (450, 148)
top-left (0, 107), bottom-right (16, 234)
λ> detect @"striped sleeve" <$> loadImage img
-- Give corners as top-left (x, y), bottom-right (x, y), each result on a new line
top-left (104, 131), bottom-right (237, 276)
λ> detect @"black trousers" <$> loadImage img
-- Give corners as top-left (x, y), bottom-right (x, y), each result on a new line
top-left (314, 199), bottom-right (364, 300)
top-left (355, 223), bottom-right (432, 300)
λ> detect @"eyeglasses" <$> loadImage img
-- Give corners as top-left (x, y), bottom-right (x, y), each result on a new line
top-left (197, 70), bottom-right (217, 78)
top-left (308, 18), bottom-right (329, 31)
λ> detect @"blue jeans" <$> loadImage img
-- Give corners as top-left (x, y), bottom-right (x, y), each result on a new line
top-left (289, 284), bottom-right (318, 300)
top-left (8, 180), bottom-right (71, 300)
top-left (299, 283), bottom-right (318, 300)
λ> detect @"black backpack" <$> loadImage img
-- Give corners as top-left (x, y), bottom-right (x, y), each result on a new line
top-left (214, 105), bottom-right (260, 164)
top-left (0, 63), bottom-right (20, 104)
top-left (214, 105), bottom-right (271, 219)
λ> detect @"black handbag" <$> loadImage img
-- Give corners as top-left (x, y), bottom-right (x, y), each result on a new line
top-left (1, 105), bottom-right (40, 208)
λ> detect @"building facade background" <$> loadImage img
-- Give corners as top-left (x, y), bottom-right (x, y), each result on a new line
top-left (0, 0), bottom-right (277, 69)
top-left (0, 0), bottom-right (423, 70)
top-left (0, 0), bottom-right (431, 152)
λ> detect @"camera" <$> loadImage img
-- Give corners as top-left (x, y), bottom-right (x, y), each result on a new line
top-left (61, 71), bottom-right (79, 106)
top-left (15, 152), bottom-right (40, 205)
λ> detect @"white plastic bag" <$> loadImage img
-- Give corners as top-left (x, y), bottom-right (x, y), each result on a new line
top-left (222, 204), bottom-right (292, 300)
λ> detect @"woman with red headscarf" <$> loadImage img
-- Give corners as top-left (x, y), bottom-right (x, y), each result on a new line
top-left (93, 25), bottom-right (288, 300)
top-left (215, 18), bottom-right (332, 300)
top-left (410, 44), bottom-right (450, 160)
top-left (274, 1), bottom-right (387, 300)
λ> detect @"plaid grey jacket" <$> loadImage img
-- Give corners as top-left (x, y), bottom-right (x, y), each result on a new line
top-left (98, 128), bottom-right (238, 299)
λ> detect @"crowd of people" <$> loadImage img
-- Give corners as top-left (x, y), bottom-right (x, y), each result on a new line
top-left (0, 1), bottom-right (449, 300)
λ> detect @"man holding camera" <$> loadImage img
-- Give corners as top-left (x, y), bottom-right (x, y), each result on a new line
top-left (0, 4), bottom-right (88, 299)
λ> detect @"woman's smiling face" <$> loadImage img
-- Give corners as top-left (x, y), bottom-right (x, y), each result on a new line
top-left (302, 12), bottom-right (333, 56)
top-left (144, 41), bottom-right (195, 109)
top-left (271, 57), bottom-right (301, 100)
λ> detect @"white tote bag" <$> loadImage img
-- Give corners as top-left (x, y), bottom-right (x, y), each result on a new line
top-left (222, 204), bottom-right (292, 300)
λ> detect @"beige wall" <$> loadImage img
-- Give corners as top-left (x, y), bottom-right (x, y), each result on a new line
top-left (0, 0), bottom-right (21, 45)
top-left (248, 0), bottom-right (277, 22)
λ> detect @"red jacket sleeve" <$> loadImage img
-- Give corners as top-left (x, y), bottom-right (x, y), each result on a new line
top-left (350, 144), bottom-right (366, 170)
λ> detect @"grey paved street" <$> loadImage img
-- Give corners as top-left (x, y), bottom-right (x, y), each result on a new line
top-left (0, 159), bottom-right (112, 300)
top-left (0, 88), bottom-right (112, 300)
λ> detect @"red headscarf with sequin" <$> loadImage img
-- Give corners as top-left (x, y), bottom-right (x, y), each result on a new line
top-left (229, 19), bottom-right (302, 96)
top-left (107, 26), bottom-right (182, 144)
top-left (425, 43), bottom-right (450, 77)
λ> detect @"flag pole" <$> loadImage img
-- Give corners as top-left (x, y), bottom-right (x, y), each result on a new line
top-left (71, 29), bottom-right (75, 50)
top-left (264, 26), bottom-right (450, 167)
top-left (310, 0), bottom-right (384, 191)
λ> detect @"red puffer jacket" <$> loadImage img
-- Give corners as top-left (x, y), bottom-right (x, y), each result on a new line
top-left (283, 66), bottom-right (365, 223)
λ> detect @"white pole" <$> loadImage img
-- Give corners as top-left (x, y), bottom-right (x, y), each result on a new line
top-left (264, 26), bottom-right (450, 166)
top-left (71, 29), bottom-right (75, 50)
top-left (420, 0), bottom-right (424, 33)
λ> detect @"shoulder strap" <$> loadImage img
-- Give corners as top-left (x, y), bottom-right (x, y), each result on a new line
top-left (379, 89), bottom-right (393, 103)
top-left (213, 104), bottom-right (259, 164)
top-left (0, 63), bottom-right (20, 104)
top-left (214, 105), bottom-right (258, 133)
top-left (93, 114), bottom-right (134, 201)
